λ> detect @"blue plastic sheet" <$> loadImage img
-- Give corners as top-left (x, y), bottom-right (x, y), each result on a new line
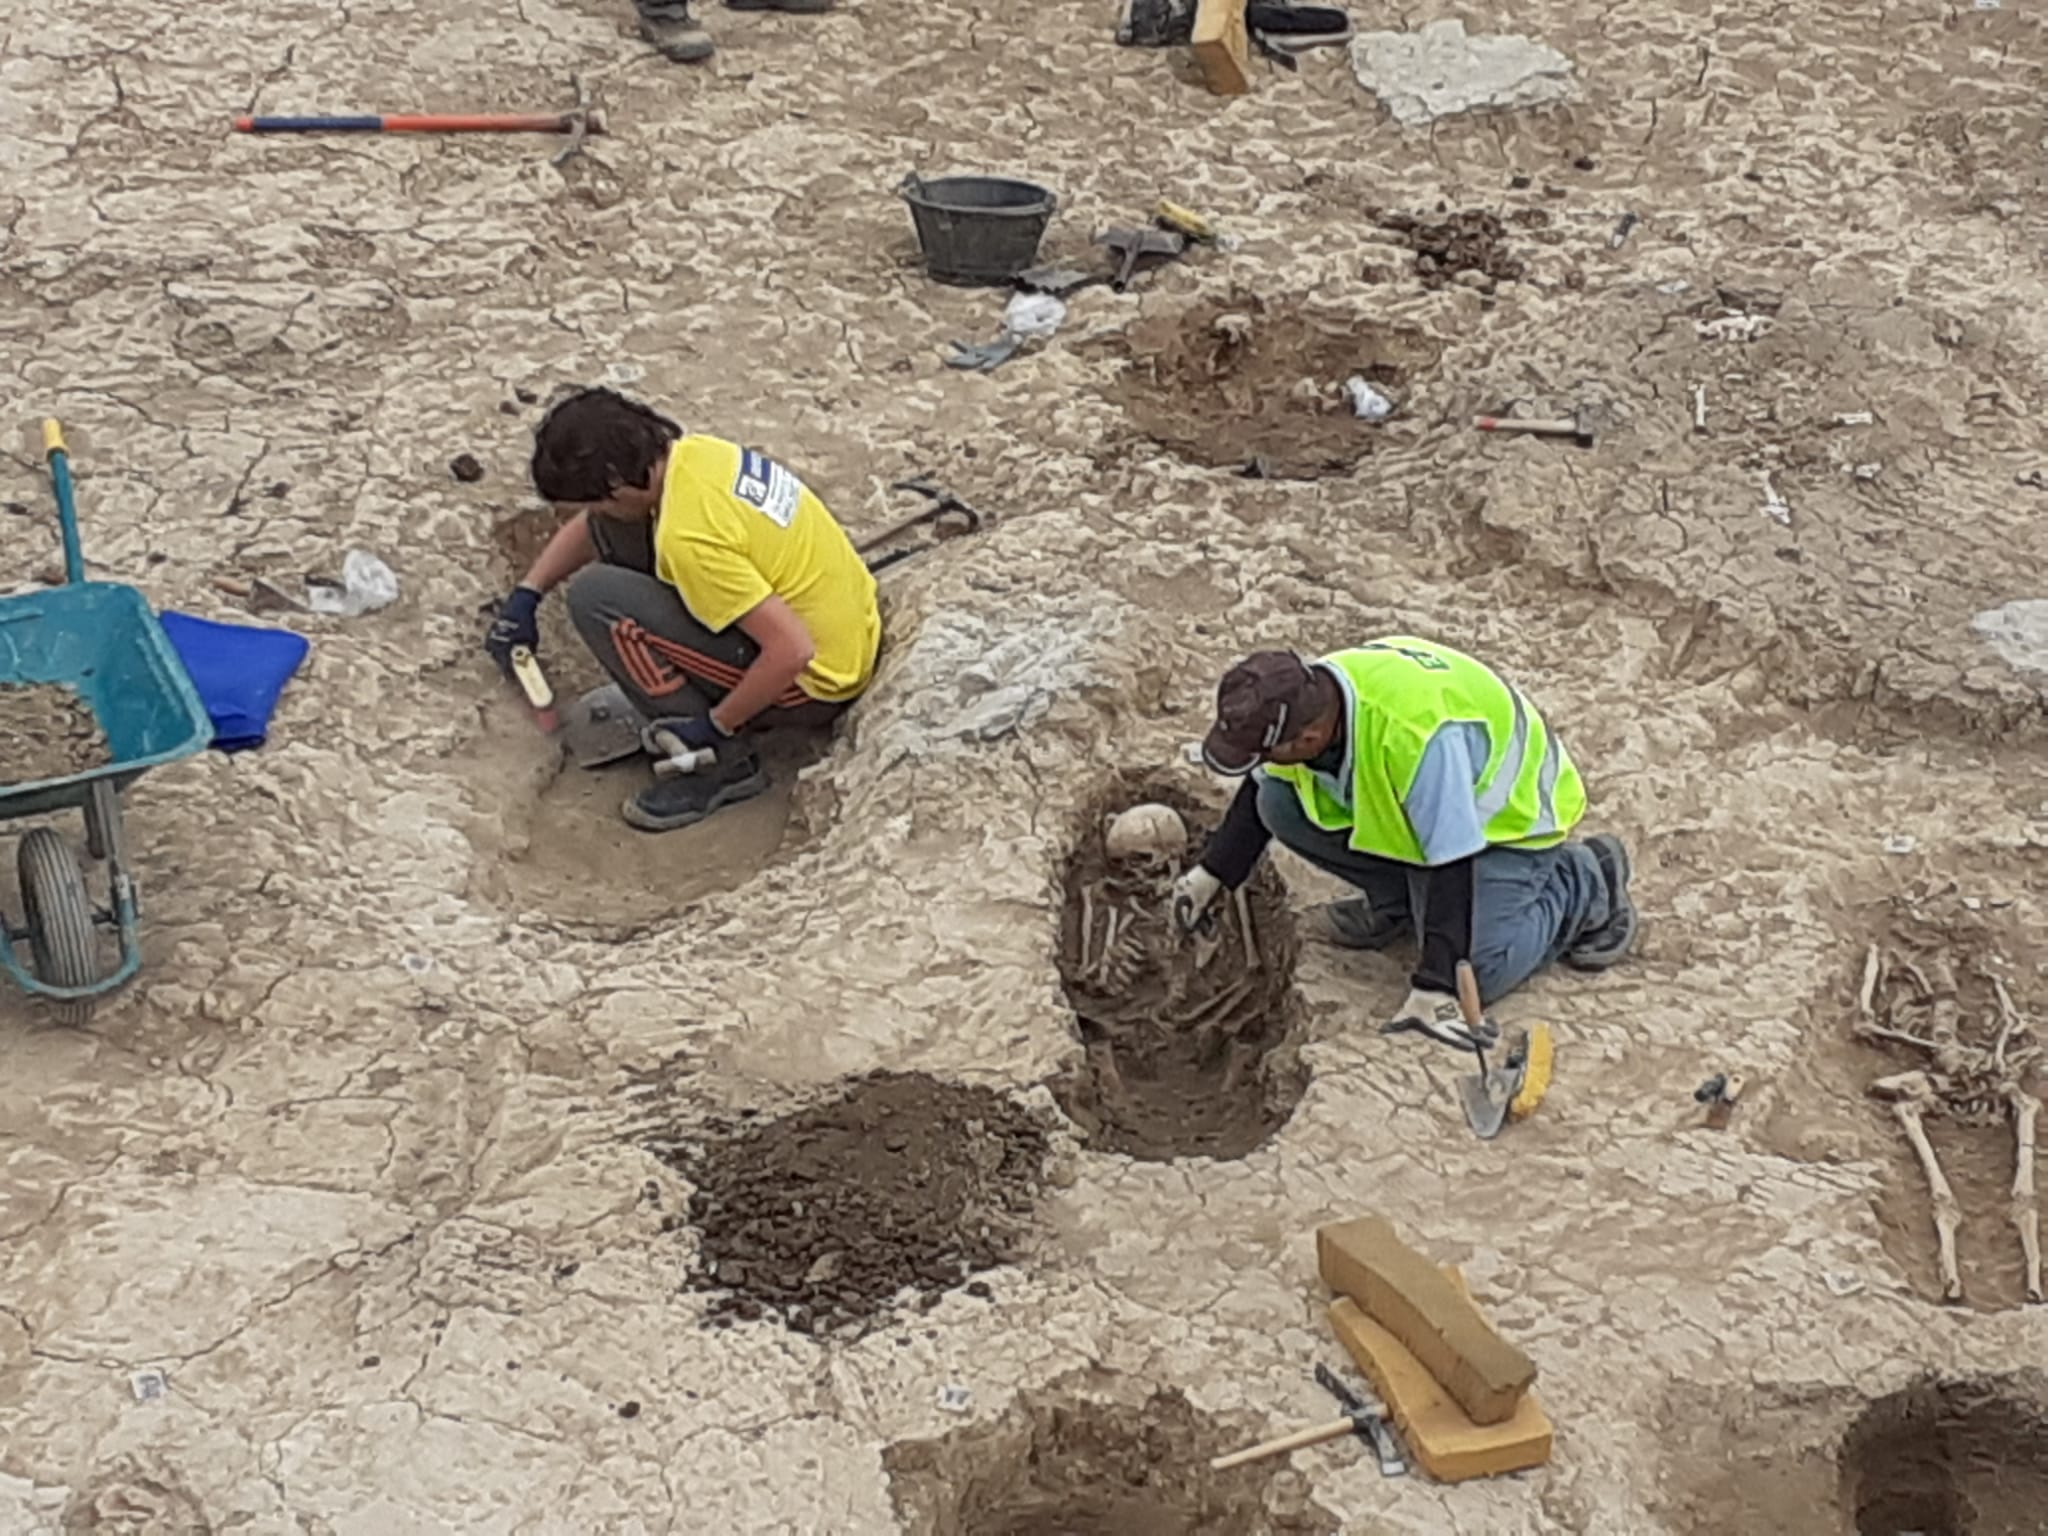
top-left (159, 611), bottom-right (310, 753)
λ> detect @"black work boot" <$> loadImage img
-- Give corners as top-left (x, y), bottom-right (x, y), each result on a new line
top-left (1564, 834), bottom-right (1637, 970)
top-left (1320, 898), bottom-right (1411, 952)
top-left (636, 0), bottom-right (715, 61)
top-left (623, 749), bottom-right (768, 832)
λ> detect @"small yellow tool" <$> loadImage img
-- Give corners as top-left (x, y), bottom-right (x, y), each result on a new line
top-left (508, 645), bottom-right (559, 733)
top-left (1154, 198), bottom-right (1219, 243)
top-left (1509, 1024), bottom-right (1552, 1121)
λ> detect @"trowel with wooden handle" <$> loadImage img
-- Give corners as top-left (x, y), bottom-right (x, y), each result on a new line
top-left (1454, 960), bottom-right (1528, 1141)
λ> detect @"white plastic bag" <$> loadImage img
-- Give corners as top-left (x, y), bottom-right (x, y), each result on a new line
top-left (1003, 291), bottom-right (1067, 341)
top-left (307, 549), bottom-right (400, 617)
top-left (1344, 376), bottom-right (1394, 422)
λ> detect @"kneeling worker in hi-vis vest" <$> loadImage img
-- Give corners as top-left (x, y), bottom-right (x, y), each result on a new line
top-left (1170, 640), bottom-right (1637, 1029)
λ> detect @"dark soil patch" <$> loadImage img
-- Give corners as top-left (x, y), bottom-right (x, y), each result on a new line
top-left (1843, 1377), bottom-right (2048, 1535)
top-left (1371, 207), bottom-right (1527, 290)
top-left (655, 1071), bottom-right (1048, 1337)
top-left (885, 1385), bottom-right (1336, 1536)
top-left (1113, 294), bottom-right (1440, 479)
top-left (1054, 778), bottom-right (1306, 1161)
top-left (0, 682), bottom-right (110, 781)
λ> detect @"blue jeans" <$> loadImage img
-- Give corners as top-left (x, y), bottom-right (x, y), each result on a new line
top-left (1255, 777), bottom-right (1610, 1004)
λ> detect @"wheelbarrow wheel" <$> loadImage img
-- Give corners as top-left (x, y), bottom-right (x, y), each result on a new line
top-left (18, 829), bottom-right (101, 1025)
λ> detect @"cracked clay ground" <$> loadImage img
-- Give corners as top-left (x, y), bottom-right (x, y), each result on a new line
top-left (4, 0), bottom-right (2048, 1531)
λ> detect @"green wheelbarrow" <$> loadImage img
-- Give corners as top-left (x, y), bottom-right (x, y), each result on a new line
top-left (0, 421), bottom-right (211, 1022)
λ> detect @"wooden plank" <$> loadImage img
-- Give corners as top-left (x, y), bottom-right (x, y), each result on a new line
top-left (1317, 1216), bottom-right (1535, 1426)
top-left (1328, 1268), bottom-right (1554, 1484)
top-left (1191, 0), bottom-right (1251, 96)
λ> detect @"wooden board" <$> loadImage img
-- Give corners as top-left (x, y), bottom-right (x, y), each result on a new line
top-left (1190, 0), bottom-right (1250, 96)
top-left (1328, 1267), bottom-right (1554, 1484)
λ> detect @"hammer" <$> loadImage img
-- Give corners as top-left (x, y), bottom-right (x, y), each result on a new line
top-left (1473, 405), bottom-right (1597, 447)
top-left (1209, 1365), bottom-right (1407, 1476)
top-left (234, 72), bottom-right (605, 166)
top-left (1098, 227), bottom-right (1187, 292)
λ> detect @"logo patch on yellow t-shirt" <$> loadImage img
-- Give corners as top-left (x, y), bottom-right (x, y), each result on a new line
top-left (733, 449), bottom-right (801, 527)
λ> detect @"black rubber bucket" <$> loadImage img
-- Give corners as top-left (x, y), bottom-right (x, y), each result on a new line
top-left (900, 173), bottom-right (1058, 287)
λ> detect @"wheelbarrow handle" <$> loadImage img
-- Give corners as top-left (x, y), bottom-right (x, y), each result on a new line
top-left (41, 418), bottom-right (87, 586)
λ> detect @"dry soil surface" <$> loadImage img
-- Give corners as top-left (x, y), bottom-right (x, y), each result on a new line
top-left (3, 0), bottom-right (2048, 1531)
top-left (0, 682), bottom-right (110, 784)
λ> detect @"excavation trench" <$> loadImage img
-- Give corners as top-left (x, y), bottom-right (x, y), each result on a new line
top-left (884, 1386), bottom-right (1336, 1536)
top-left (1053, 781), bottom-right (1307, 1161)
top-left (1761, 889), bottom-right (2046, 1311)
top-left (1113, 295), bottom-right (1440, 479)
top-left (1842, 1378), bottom-right (2048, 1536)
top-left (471, 502), bottom-right (813, 932)
top-left (1660, 1375), bottom-right (2048, 1535)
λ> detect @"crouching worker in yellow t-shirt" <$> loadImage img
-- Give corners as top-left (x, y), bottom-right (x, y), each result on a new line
top-left (484, 388), bottom-right (882, 831)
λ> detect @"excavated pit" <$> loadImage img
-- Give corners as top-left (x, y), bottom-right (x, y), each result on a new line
top-left (651, 1071), bottom-right (1049, 1337)
top-left (1053, 780), bottom-right (1307, 1162)
top-left (883, 1385), bottom-right (1336, 1536)
top-left (1113, 295), bottom-right (1440, 479)
top-left (471, 504), bottom-right (816, 933)
top-left (1760, 888), bottom-right (2046, 1312)
top-left (1657, 1376), bottom-right (2048, 1534)
top-left (1842, 1379), bottom-right (2048, 1536)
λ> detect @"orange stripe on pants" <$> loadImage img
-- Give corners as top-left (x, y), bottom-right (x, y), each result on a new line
top-left (610, 620), bottom-right (813, 710)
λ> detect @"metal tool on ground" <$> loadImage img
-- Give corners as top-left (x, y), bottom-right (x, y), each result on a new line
top-left (858, 478), bottom-right (986, 573)
top-left (234, 74), bottom-right (605, 166)
top-left (1694, 1072), bottom-right (1745, 1130)
top-left (1210, 1363), bottom-right (1408, 1475)
top-left (1449, 960), bottom-right (1552, 1140)
top-left (1472, 405), bottom-right (1597, 448)
top-left (508, 645), bottom-right (560, 734)
top-left (560, 682), bottom-right (647, 769)
top-left (1099, 226), bottom-right (1187, 292)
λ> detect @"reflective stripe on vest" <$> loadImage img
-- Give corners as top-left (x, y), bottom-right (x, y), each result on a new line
top-left (1263, 639), bottom-right (1585, 863)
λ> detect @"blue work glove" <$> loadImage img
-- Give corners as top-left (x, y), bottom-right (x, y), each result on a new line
top-left (646, 713), bottom-right (730, 754)
top-left (484, 586), bottom-right (544, 673)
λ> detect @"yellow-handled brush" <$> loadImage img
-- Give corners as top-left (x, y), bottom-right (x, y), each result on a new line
top-left (1155, 198), bottom-right (1219, 243)
top-left (1509, 1023), bottom-right (1553, 1121)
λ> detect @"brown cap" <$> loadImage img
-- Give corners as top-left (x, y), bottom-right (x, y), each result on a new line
top-left (1201, 651), bottom-right (1318, 776)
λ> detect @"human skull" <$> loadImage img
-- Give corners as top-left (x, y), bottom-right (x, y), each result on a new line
top-left (1104, 803), bottom-right (1188, 866)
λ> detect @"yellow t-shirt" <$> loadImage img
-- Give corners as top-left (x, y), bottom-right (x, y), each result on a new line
top-left (651, 436), bottom-right (881, 702)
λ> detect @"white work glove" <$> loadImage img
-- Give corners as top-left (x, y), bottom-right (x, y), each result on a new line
top-left (1388, 988), bottom-right (1462, 1030)
top-left (1171, 866), bottom-right (1223, 935)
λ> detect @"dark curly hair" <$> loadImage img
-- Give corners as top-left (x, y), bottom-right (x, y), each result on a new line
top-left (529, 387), bottom-right (681, 503)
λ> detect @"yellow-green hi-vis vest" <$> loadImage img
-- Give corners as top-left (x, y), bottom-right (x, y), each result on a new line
top-left (1262, 639), bottom-right (1586, 865)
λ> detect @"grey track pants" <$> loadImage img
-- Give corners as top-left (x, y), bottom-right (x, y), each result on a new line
top-left (564, 562), bottom-right (845, 734)
top-left (1255, 776), bottom-right (1611, 1002)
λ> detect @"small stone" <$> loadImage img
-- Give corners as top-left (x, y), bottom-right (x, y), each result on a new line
top-left (1573, 154), bottom-right (1597, 171)
top-left (265, 482), bottom-right (290, 499)
top-left (450, 453), bottom-right (485, 483)
top-left (618, 1401), bottom-right (641, 1419)
top-left (515, 387), bottom-right (539, 404)
top-left (1509, 174), bottom-right (1532, 189)
top-left (361, 1355), bottom-right (380, 1368)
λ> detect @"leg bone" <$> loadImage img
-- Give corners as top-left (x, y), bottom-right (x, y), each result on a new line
top-left (2009, 1087), bottom-right (2042, 1304)
top-left (1893, 1096), bottom-right (1965, 1304)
